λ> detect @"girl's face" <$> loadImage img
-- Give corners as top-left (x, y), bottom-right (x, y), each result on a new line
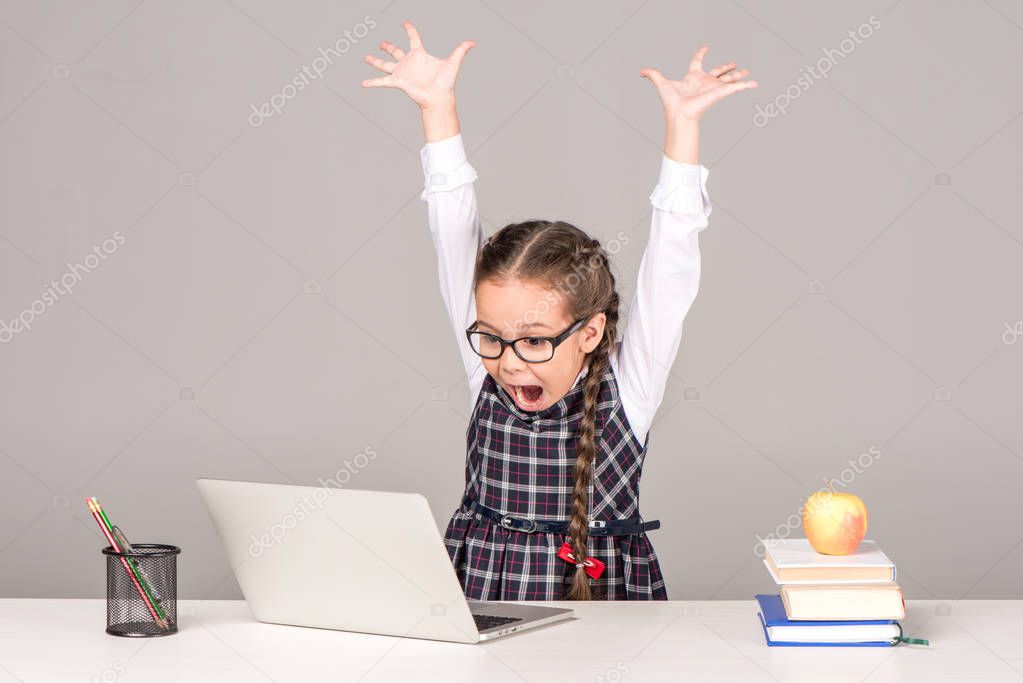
top-left (474, 277), bottom-right (606, 412)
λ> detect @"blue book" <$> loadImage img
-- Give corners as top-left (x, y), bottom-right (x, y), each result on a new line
top-left (755, 594), bottom-right (901, 647)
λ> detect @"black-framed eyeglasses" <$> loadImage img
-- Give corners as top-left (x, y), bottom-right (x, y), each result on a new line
top-left (465, 317), bottom-right (589, 363)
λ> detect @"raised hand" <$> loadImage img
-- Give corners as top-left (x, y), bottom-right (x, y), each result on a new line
top-left (362, 21), bottom-right (475, 113)
top-left (640, 46), bottom-right (758, 123)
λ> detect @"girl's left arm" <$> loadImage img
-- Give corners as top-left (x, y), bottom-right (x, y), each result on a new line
top-left (614, 47), bottom-right (757, 446)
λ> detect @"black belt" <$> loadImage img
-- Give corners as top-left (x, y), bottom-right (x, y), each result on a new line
top-left (461, 494), bottom-right (660, 537)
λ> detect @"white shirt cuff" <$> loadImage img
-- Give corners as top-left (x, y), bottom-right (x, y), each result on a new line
top-left (419, 133), bottom-right (478, 199)
top-left (649, 156), bottom-right (711, 217)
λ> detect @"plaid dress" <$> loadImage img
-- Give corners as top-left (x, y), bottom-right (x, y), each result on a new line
top-left (443, 359), bottom-right (668, 601)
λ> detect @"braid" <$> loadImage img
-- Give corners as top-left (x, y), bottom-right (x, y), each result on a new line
top-left (565, 276), bottom-right (620, 601)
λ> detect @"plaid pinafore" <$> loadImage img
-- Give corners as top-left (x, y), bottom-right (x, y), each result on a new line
top-left (443, 358), bottom-right (668, 601)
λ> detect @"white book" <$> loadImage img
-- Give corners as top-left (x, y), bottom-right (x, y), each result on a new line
top-left (764, 622), bottom-right (902, 643)
top-left (781, 583), bottom-right (906, 621)
top-left (762, 538), bottom-right (896, 585)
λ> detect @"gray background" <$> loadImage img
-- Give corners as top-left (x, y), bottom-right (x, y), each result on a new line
top-left (1, 0), bottom-right (1021, 602)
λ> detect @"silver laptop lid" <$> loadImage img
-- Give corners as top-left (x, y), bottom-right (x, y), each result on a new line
top-left (196, 478), bottom-right (481, 643)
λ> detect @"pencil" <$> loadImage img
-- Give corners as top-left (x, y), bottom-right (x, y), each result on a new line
top-left (90, 498), bottom-right (166, 615)
top-left (86, 498), bottom-right (168, 629)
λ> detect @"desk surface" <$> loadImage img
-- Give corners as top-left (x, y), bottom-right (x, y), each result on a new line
top-left (1, 599), bottom-right (1021, 682)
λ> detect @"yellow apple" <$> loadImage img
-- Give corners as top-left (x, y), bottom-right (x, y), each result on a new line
top-left (802, 491), bottom-right (868, 555)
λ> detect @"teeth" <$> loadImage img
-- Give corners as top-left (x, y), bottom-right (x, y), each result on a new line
top-left (513, 385), bottom-right (540, 405)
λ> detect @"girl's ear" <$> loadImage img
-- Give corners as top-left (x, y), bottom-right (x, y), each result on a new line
top-left (578, 312), bottom-right (607, 353)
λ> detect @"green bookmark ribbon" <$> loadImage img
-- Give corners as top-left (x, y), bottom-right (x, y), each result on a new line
top-left (890, 622), bottom-right (929, 646)
top-left (894, 636), bottom-right (930, 645)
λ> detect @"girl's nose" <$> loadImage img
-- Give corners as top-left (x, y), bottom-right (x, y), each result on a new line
top-left (498, 343), bottom-right (527, 370)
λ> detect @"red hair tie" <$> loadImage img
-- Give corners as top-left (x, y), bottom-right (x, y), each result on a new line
top-left (557, 542), bottom-right (605, 580)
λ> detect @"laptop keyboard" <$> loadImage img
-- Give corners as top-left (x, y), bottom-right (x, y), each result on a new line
top-left (472, 614), bottom-right (523, 631)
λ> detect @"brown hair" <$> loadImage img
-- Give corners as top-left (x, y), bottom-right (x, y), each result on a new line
top-left (473, 220), bottom-right (619, 600)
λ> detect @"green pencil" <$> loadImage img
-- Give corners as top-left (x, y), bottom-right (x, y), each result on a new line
top-left (91, 496), bottom-right (168, 625)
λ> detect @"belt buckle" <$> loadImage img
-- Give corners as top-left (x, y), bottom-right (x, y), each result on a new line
top-left (589, 520), bottom-right (607, 529)
top-left (500, 514), bottom-right (537, 533)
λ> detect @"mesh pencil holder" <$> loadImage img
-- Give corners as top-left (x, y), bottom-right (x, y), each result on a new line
top-left (102, 544), bottom-right (180, 637)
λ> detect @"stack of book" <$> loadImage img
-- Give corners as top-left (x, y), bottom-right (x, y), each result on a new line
top-left (755, 538), bottom-right (905, 647)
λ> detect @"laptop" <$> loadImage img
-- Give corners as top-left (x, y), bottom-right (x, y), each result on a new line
top-left (196, 478), bottom-right (573, 643)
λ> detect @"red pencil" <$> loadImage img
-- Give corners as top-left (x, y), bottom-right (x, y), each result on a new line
top-left (86, 498), bottom-right (167, 629)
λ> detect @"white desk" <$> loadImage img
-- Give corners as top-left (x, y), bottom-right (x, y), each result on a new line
top-left (1, 599), bottom-right (1021, 682)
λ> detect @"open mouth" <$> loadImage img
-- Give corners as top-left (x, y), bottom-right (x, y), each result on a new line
top-left (509, 384), bottom-right (544, 410)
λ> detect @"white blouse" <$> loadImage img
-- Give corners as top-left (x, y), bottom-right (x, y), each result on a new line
top-left (420, 133), bottom-right (711, 447)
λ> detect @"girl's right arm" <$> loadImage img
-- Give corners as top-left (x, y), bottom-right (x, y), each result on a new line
top-left (420, 131), bottom-right (487, 413)
top-left (363, 23), bottom-right (486, 411)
